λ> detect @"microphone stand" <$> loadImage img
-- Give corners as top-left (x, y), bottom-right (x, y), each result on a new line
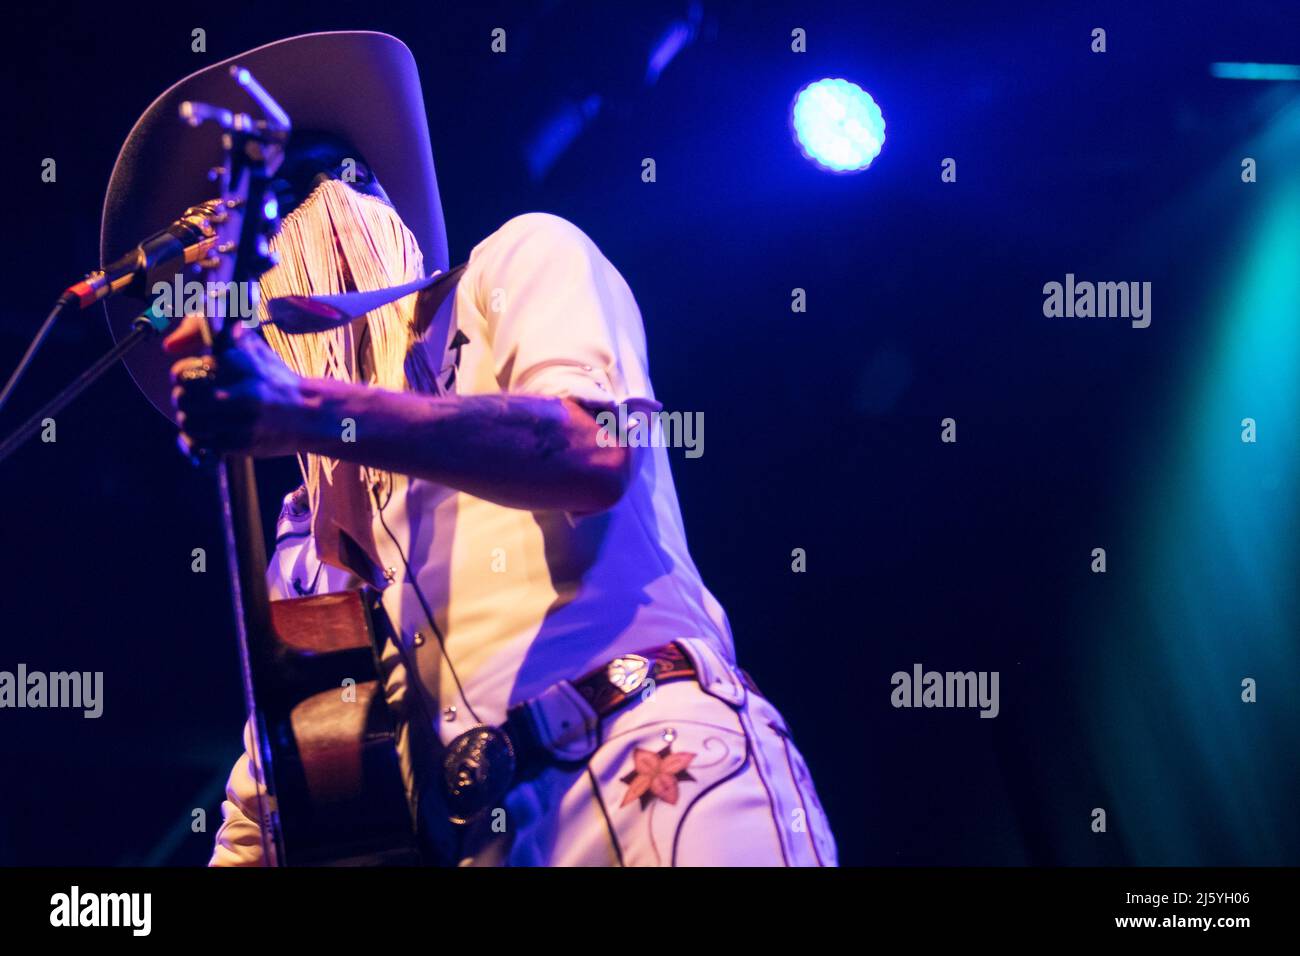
top-left (0, 312), bottom-right (161, 465)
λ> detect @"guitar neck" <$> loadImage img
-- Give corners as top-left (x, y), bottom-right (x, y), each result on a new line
top-left (217, 453), bottom-right (276, 673)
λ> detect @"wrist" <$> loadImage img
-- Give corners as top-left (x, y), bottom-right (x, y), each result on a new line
top-left (294, 376), bottom-right (364, 455)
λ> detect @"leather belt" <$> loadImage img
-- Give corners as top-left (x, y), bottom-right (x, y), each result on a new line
top-left (439, 641), bottom-right (756, 825)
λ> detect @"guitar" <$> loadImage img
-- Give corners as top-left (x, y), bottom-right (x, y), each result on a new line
top-left (182, 66), bottom-right (424, 866)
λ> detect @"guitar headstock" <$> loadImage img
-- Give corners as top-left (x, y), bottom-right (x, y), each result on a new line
top-left (179, 66), bottom-right (292, 349)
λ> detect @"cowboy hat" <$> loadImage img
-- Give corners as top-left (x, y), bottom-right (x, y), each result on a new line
top-left (101, 31), bottom-right (448, 422)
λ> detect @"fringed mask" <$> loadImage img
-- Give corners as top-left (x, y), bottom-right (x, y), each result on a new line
top-left (256, 178), bottom-right (426, 581)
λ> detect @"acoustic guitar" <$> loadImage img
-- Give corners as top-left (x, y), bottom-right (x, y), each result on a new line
top-left (180, 66), bottom-right (424, 866)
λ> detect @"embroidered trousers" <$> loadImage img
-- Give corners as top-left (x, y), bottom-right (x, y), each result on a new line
top-left (211, 649), bottom-right (837, 867)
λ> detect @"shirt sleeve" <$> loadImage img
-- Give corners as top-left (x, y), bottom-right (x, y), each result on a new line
top-left (266, 486), bottom-right (366, 598)
top-left (466, 212), bottom-right (662, 418)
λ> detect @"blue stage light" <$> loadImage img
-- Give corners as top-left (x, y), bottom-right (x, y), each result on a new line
top-left (1210, 61), bottom-right (1300, 81)
top-left (791, 78), bottom-right (885, 173)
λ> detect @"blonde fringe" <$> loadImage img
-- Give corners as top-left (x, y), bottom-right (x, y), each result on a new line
top-left (256, 179), bottom-right (426, 525)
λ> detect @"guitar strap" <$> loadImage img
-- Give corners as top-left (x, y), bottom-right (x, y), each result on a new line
top-left (412, 262), bottom-right (470, 396)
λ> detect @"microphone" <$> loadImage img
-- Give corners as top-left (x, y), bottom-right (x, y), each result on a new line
top-left (65, 200), bottom-right (222, 309)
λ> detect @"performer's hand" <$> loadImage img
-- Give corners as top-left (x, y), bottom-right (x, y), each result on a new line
top-left (167, 317), bottom-right (307, 458)
top-left (161, 313), bottom-right (210, 359)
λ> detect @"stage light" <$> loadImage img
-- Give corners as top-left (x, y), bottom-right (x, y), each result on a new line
top-left (524, 94), bottom-right (604, 181)
top-left (791, 78), bottom-right (885, 173)
top-left (645, 2), bottom-right (702, 86)
top-left (1210, 62), bottom-right (1300, 81)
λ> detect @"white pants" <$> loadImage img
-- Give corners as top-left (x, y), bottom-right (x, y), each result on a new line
top-left (211, 669), bottom-right (837, 867)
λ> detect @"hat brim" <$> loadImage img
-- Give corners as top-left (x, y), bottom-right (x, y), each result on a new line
top-left (101, 31), bottom-right (448, 422)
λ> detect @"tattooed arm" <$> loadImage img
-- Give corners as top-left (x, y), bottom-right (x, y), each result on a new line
top-left (167, 328), bottom-right (631, 514)
top-left (292, 382), bottom-right (631, 513)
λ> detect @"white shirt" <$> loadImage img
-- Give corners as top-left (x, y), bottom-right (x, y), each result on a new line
top-left (265, 212), bottom-right (734, 740)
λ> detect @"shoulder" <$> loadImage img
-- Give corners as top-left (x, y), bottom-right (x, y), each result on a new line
top-left (466, 213), bottom-right (605, 279)
top-left (476, 211), bottom-right (594, 250)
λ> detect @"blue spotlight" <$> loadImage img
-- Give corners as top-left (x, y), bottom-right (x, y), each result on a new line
top-left (791, 78), bottom-right (885, 173)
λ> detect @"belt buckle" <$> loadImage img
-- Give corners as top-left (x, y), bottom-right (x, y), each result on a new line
top-left (442, 725), bottom-right (517, 826)
top-left (607, 654), bottom-right (651, 694)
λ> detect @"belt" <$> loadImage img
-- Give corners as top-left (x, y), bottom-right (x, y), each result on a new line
top-left (439, 641), bottom-right (756, 825)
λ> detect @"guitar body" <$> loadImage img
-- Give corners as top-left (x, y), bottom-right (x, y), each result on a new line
top-left (220, 403), bottom-right (426, 867)
top-left (264, 588), bottom-right (422, 866)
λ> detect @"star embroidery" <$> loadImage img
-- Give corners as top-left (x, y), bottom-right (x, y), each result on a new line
top-left (619, 745), bottom-right (697, 809)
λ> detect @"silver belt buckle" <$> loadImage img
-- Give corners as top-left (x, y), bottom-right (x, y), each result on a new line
top-left (441, 725), bottom-right (517, 826)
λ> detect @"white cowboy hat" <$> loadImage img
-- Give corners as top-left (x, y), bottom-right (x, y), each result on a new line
top-left (101, 31), bottom-right (448, 421)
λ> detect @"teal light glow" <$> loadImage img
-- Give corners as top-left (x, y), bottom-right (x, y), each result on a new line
top-left (1086, 98), bottom-right (1300, 864)
top-left (1210, 62), bottom-right (1300, 81)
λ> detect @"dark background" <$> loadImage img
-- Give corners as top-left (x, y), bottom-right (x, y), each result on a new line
top-left (1, 0), bottom-right (1296, 866)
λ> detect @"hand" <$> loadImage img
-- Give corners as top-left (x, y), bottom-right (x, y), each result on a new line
top-left (166, 315), bottom-right (308, 458)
